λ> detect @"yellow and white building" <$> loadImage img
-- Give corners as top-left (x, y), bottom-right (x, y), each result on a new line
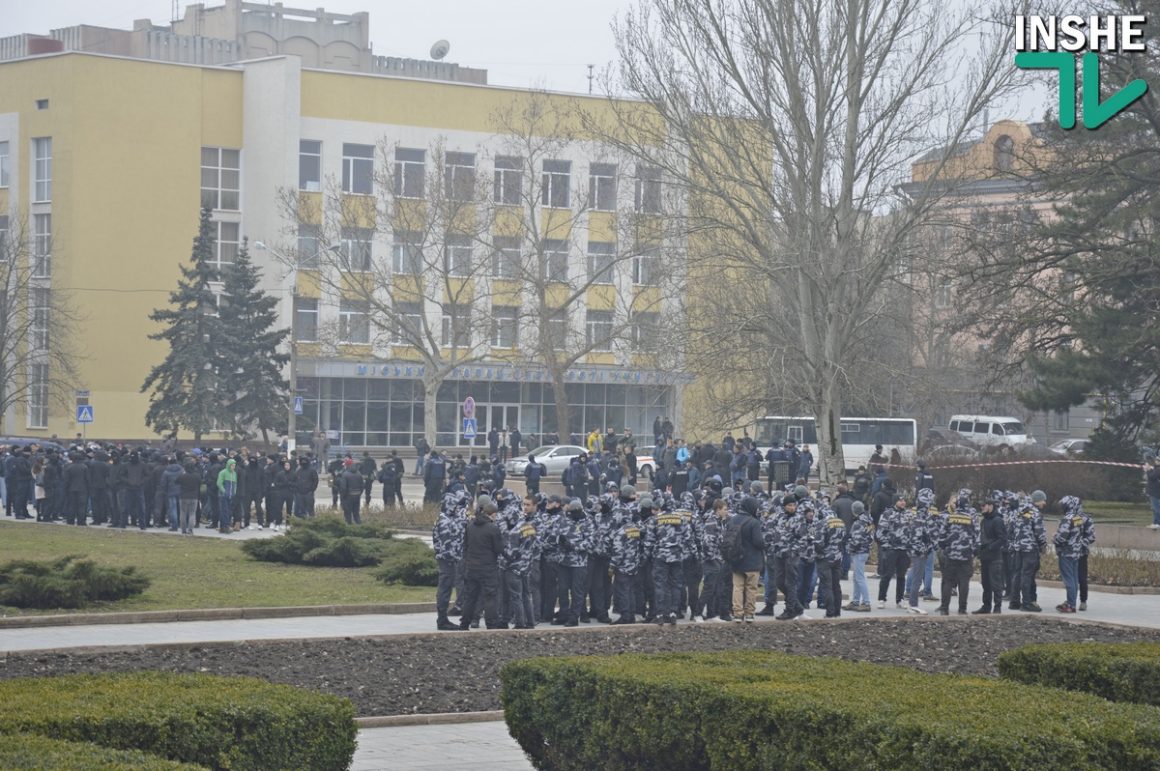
top-left (0, 2), bottom-right (689, 447)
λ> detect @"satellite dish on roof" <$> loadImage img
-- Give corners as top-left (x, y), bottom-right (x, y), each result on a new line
top-left (430, 39), bottom-right (450, 60)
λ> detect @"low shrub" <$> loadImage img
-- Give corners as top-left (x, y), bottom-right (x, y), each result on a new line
top-left (366, 503), bottom-right (440, 530)
top-left (502, 651), bottom-right (1160, 770)
top-left (375, 538), bottom-right (439, 586)
top-left (0, 555), bottom-right (150, 609)
top-left (0, 672), bottom-right (357, 770)
top-left (998, 642), bottom-right (1160, 707)
top-left (1037, 549), bottom-right (1160, 587)
top-left (241, 515), bottom-right (395, 567)
top-left (0, 733), bottom-right (203, 770)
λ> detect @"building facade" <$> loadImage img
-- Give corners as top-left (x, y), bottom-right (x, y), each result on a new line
top-left (0, 46), bottom-right (689, 447)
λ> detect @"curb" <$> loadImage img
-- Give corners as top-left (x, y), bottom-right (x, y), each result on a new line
top-left (0, 602), bottom-right (437, 629)
top-left (356, 711), bottom-right (505, 728)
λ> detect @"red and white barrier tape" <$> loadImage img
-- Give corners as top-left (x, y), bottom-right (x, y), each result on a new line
top-left (899, 459), bottom-right (1146, 471)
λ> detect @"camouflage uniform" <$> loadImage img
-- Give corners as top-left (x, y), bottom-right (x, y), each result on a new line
top-left (1008, 499), bottom-right (1047, 609)
top-left (817, 509), bottom-right (848, 617)
top-left (937, 491), bottom-right (979, 614)
top-left (875, 504), bottom-right (911, 605)
top-left (1053, 495), bottom-right (1092, 610)
top-left (645, 506), bottom-right (696, 622)
top-left (772, 506), bottom-right (808, 618)
top-left (500, 516), bottom-right (542, 628)
top-left (432, 492), bottom-right (468, 623)
top-left (556, 508), bottom-right (595, 625)
top-left (610, 515), bottom-right (646, 622)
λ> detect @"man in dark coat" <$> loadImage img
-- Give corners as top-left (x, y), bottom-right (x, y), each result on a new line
top-left (459, 497), bottom-right (505, 629)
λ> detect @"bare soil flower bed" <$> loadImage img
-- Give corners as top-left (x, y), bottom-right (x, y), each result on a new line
top-left (1, 617), bottom-right (1155, 717)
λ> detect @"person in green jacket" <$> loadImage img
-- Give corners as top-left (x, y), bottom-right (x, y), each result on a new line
top-left (217, 458), bottom-right (238, 534)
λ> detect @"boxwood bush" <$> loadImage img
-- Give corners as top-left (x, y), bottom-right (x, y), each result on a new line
top-left (998, 642), bottom-right (1160, 706)
top-left (0, 672), bottom-right (356, 770)
top-left (241, 516), bottom-right (395, 566)
top-left (502, 651), bottom-right (1160, 770)
top-left (0, 555), bottom-right (150, 609)
top-left (375, 538), bottom-right (438, 586)
top-left (0, 733), bottom-right (204, 770)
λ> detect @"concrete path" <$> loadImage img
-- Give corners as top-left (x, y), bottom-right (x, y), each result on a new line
top-left (1, 577), bottom-right (1156, 653)
top-left (353, 722), bottom-right (531, 771)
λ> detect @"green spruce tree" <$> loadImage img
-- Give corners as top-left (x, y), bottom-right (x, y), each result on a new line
top-left (141, 208), bottom-right (226, 441)
top-left (219, 237), bottom-right (289, 444)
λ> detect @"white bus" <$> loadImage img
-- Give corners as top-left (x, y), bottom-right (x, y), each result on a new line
top-left (754, 416), bottom-right (918, 470)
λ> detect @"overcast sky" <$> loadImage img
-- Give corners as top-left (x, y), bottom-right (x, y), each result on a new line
top-left (0, 0), bottom-right (633, 93)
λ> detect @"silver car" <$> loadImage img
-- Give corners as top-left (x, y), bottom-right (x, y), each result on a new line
top-left (505, 445), bottom-right (588, 477)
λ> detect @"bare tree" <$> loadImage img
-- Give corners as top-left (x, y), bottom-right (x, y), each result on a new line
top-left (593, 0), bottom-right (1022, 481)
top-left (0, 217), bottom-right (80, 433)
top-left (280, 139), bottom-right (498, 447)
top-left (488, 91), bottom-right (681, 440)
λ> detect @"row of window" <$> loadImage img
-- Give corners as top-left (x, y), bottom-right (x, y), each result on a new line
top-left (300, 141), bottom-right (664, 212)
top-left (0, 139), bottom-right (51, 201)
top-left (291, 297), bottom-right (659, 351)
top-left (296, 225), bottom-right (659, 285)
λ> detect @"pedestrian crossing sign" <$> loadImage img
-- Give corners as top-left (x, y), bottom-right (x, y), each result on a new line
top-left (76, 405), bottom-right (94, 424)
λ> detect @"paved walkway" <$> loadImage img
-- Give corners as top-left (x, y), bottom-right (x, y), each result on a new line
top-left (353, 722), bottom-right (531, 771)
top-left (1, 577), bottom-right (1156, 653)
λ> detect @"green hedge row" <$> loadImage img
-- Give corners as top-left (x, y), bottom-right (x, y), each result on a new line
top-left (502, 652), bottom-right (1160, 770)
top-left (0, 733), bottom-right (204, 770)
top-left (998, 642), bottom-right (1160, 707)
top-left (0, 672), bottom-right (357, 770)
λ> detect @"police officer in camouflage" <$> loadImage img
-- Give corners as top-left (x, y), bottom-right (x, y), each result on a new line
top-left (936, 488), bottom-right (980, 616)
top-left (1008, 491), bottom-right (1048, 612)
top-left (773, 492), bottom-right (808, 620)
top-left (817, 499), bottom-right (848, 618)
top-left (610, 495), bottom-right (646, 624)
top-left (432, 490), bottom-right (467, 631)
top-left (645, 496), bottom-right (697, 625)
top-left (554, 499), bottom-right (594, 627)
top-left (499, 496), bottom-right (542, 629)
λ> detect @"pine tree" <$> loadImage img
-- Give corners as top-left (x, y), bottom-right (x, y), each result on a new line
top-left (141, 208), bottom-right (226, 441)
top-left (219, 238), bottom-right (289, 443)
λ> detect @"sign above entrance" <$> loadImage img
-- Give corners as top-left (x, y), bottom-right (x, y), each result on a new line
top-left (348, 363), bottom-right (694, 385)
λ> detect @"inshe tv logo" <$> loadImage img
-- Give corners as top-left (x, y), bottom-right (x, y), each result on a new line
top-left (1015, 15), bottom-right (1149, 129)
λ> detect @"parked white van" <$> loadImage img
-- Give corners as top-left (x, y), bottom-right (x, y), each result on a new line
top-left (948, 415), bottom-right (1035, 453)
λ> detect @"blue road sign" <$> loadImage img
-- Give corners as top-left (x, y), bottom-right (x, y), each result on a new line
top-left (76, 405), bottom-right (94, 424)
top-left (293, 396), bottom-right (304, 415)
top-left (463, 418), bottom-right (477, 439)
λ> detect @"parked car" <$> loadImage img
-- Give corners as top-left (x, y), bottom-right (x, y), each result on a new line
top-left (505, 445), bottom-right (587, 477)
top-left (920, 427), bottom-right (979, 454)
top-left (948, 415), bottom-right (1035, 454)
top-left (1049, 438), bottom-right (1089, 456)
top-left (635, 447), bottom-right (656, 480)
top-left (924, 443), bottom-right (981, 464)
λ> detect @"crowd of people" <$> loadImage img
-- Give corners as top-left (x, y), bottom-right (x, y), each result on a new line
top-left (0, 438), bottom-right (415, 533)
top-left (430, 466), bottom-right (1098, 630)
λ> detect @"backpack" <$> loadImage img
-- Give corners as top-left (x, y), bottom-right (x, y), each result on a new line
top-left (720, 518), bottom-right (746, 566)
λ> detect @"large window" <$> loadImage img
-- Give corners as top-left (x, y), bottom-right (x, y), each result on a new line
top-left (632, 248), bottom-right (659, 286)
top-left (491, 235), bottom-right (522, 279)
top-left (0, 141), bottom-right (9, 187)
top-left (631, 311), bottom-right (658, 352)
top-left (342, 143), bottom-right (374, 195)
top-left (32, 213), bottom-right (51, 278)
top-left (493, 155), bottom-right (522, 205)
top-left (634, 164), bottom-right (662, 213)
top-left (297, 223), bottom-right (321, 268)
top-left (586, 310), bottom-right (614, 351)
top-left (542, 239), bottom-right (569, 283)
top-left (589, 162), bottom-right (617, 211)
top-left (547, 315), bottom-right (568, 347)
top-left (587, 240), bottom-right (616, 284)
top-left (299, 139), bottom-right (322, 191)
top-left (441, 303), bottom-right (472, 348)
top-left (392, 301), bottom-right (422, 344)
top-left (339, 299), bottom-right (370, 343)
top-left (541, 160), bottom-right (571, 208)
top-left (340, 227), bottom-right (373, 272)
top-left (491, 305), bottom-right (518, 348)
top-left (394, 147), bottom-right (426, 198)
top-left (444, 151), bottom-right (475, 201)
top-left (31, 288), bottom-right (50, 351)
top-left (200, 146), bottom-right (239, 210)
top-left (392, 230), bottom-right (424, 274)
top-left (444, 234), bottom-right (473, 277)
top-left (293, 297), bottom-right (318, 341)
top-left (0, 215), bottom-right (10, 261)
top-left (213, 220), bottom-right (239, 270)
top-left (33, 137), bottom-right (51, 203)
top-left (28, 362), bottom-right (48, 429)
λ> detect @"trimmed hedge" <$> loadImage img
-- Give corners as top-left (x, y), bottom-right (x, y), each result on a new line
top-left (502, 651), bottom-right (1160, 770)
top-left (0, 733), bottom-right (204, 770)
top-left (998, 642), bottom-right (1160, 706)
top-left (241, 516), bottom-right (395, 566)
top-left (374, 538), bottom-right (439, 586)
top-left (0, 555), bottom-right (150, 609)
top-left (0, 672), bottom-right (356, 770)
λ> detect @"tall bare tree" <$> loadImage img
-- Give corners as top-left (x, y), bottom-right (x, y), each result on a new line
top-left (596, 0), bottom-right (1021, 481)
top-left (0, 216), bottom-right (79, 433)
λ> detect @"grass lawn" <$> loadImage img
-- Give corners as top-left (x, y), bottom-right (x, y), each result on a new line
top-left (1086, 501), bottom-right (1156, 527)
top-left (0, 522), bottom-right (431, 616)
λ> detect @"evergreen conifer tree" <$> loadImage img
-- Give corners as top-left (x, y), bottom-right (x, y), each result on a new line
top-left (141, 208), bottom-right (225, 441)
top-left (219, 238), bottom-right (289, 443)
